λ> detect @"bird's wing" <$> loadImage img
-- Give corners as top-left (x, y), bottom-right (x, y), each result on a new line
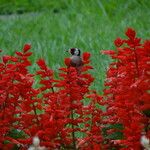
top-left (70, 56), bottom-right (83, 67)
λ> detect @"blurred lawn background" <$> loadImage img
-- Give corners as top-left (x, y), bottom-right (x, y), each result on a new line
top-left (0, 0), bottom-right (150, 92)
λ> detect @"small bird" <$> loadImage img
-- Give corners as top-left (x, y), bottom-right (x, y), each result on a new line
top-left (66, 48), bottom-right (83, 74)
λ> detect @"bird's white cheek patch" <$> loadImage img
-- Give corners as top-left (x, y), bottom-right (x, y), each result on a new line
top-left (74, 49), bottom-right (79, 56)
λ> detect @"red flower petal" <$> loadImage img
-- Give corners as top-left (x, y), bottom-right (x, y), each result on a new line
top-left (37, 59), bottom-right (47, 70)
top-left (23, 44), bottom-right (31, 53)
top-left (82, 52), bottom-right (91, 61)
top-left (64, 57), bottom-right (71, 67)
top-left (114, 37), bottom-right (123, 47)
top-left (125, 28), bottom-right (136, 40)
top-left (2, 55), bottom-right (11, 64)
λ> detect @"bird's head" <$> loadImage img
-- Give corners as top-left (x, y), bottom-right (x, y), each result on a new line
top-left (67, 48), bottom-right (81, 56)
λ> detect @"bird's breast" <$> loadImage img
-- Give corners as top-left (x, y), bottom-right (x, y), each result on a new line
top-left (70, 56), bottom-right (82, 67)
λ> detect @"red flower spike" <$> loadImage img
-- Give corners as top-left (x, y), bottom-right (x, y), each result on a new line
top-left (103, 28), bottom-right (150, 149)
top-left (125, 28), bottom-right (136, 40)
top-left (0, 44), bottom-right (44, 149)
top-left (35, 51), bottom-right (104, 149)
top-left (23, 44), bottom-right (31, 53)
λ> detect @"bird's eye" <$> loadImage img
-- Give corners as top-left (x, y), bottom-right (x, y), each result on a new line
top-left (70, 48), bottom-right (75, 54)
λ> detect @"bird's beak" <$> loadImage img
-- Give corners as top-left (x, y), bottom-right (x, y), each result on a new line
top-left (65, 49), bottom-right (69, 53)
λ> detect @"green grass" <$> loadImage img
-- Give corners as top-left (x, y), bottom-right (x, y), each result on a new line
top-left (0, 0), bottom-right (150, 92)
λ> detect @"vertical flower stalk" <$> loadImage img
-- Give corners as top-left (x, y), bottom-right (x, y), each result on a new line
top-left (102, 28), bottom-right (150, 149)
top-left (0, 44), bottom-right (43, 149)
top-left (54, 52), bottom-right (95, 149)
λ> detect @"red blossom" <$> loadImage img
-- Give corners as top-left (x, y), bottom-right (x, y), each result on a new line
top-left (2, 55), bottom-right (11, 63)
top-left (114, 37), bottom-right (124, 47)
top-left (83, 52), bottom-right (91, 60)
top-left (82, 52), bottom-right (91, 64)
top-left (36, 59), bottom-right (47, 70)
top-left (64, 57), bottom-right (71, 67)
top-left (23, 44), bottom-right (31, 53)
top-left (125, 28), bottom-right (136, 40)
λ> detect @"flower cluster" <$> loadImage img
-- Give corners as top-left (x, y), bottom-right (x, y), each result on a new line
top-left (102, 28), bottom-right (150, 149)
top-left (0, 46), bottom-right (103, 149)
top-left (35, 52), bottom-right (103, 149)
top-left (0, 44), bottom-right (43, 149)
top-left (0, 28), bottom-right (149, 150)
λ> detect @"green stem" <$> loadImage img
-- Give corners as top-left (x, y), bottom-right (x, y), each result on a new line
top-left (71, 109), bottom-right (77, 150)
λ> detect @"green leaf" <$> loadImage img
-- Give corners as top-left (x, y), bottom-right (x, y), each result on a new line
top-left (8, 129), bottom-right (26, 139)
top-left (106, 131), bottom-right (123, 140)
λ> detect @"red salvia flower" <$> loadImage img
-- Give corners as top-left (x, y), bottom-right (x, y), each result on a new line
top-left (23, 44), bottom-right (31, 53)
top-left (0, 44), bottom-right (42, 149)
top-left (125, 28), bottom-right (136, 40)
top-left (83, 52), bottom-right (91, 64)
top-left (102, 28), bottom-right (150, 149)
top-left (64, 57), bottom-right (71, 67)
top-left (114, 37), bottom-right (124, 47)
top-left (34, 51), bottom-right (103, 149)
